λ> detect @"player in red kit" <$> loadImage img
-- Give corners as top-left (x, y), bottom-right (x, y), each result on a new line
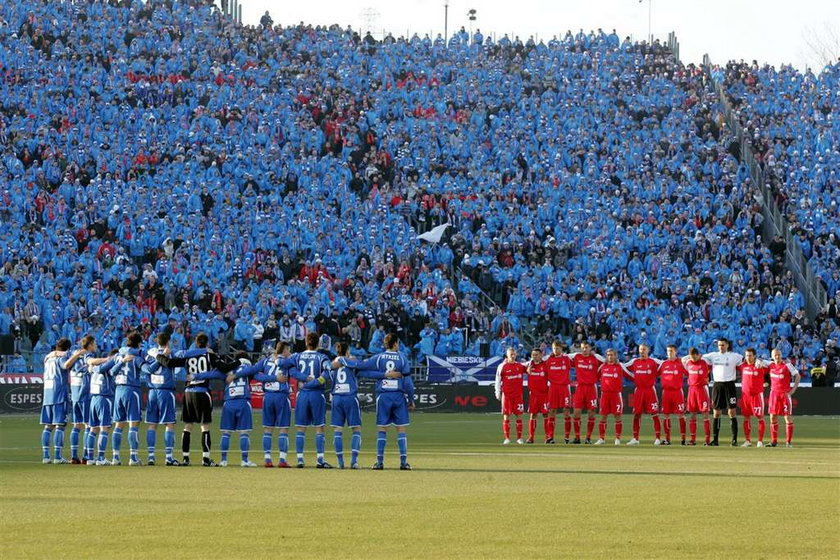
top-left (525, 348), bottom-right (551, 444)
top-left (623, 344), bottom-right (662, 445)
top-left (495, 347), bottom-right (526, 445)
top-left (738, 348), bottom-right (767, 447)
top-left (766, 348), bottom-right (801, 447)
top-left (658, 345), bottom-right (688, 445)
top-left (543, 341), bottom-right (573, 443)
top-left (594, 349), bottom-right (633, 445)
top-left (569, 341), bottom-right (604, 444)
top-left (683, 348), bottom-right (712, 445)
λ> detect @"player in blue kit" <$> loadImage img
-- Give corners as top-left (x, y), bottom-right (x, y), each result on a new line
top-left (70, 336), bottom-right (112, 464)
top-left (143, 333), bottom-right (180, 466)
top-left (353, 333), bottom-right (415, 470)
top-left (288, 332), bottom-right (333, 468)
top-left (87, 350), bottom-right (122, 466)
top-left (312, 342), bottom-right (402, 469)
top-left (111, 332), bottom-right (145, 465)
top-left (41, 338), bottom-right (86, 464)
top-left (155, 333), bottom-right (238, 466)
top-left (192, 352), bottom-right (275, 467)
top-left (250, 341), bottom-right (296, 468)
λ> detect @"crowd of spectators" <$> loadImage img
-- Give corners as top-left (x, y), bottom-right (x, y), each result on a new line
top-left (0, 0), bottom-right (835, 377)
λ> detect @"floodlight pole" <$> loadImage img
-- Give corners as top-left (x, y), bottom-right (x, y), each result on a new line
top-left (444, 1), bottom-right (449, 47)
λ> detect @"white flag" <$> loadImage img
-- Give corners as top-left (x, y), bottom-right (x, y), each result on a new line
top-left (417, 223), bottom-right (450, 244)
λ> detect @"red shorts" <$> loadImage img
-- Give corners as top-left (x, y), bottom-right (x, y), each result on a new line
top-left (572, 384), bottom-right (598, 411)
top-left (501, 393), bottom-right (524, 416)
top-left (661, 388), bottom-right (685, 415)
top-left (599, 391), bottom-right (624, 416)
top-left (548, 384), bottom-right (571, 409)
top-left (768, 391), bottom-right (792, 416)
top-left (528, 391), bottom-right (550, 415)
top-left (740, 392), bottom-right (765, 417)
top-left (633, 387), bottom-right (659, 415)
top-left (686, 386), bottom-right (711, 413)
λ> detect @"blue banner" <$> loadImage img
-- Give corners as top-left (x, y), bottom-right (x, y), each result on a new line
top-left (425, 355), bottom-right (503, 384)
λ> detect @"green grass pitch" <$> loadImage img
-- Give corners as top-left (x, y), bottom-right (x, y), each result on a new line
top-left (1, 413), bottom-right (839, 559)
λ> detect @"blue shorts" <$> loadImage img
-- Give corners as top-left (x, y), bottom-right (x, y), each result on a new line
top-left (331, 395), bottom-right (362, 428)
top-left (113, 386), bottom-right (142, 423)
top-left (375, 392), bottom-right (410, 427)
top-left (146, 389), bottom-right (177, 424)
top-left (89, 396), bottom-right (113, 428)
top-left (295, 391), bottom-right (326, 427)
top-left (72, 398), bottom-right (90, 424)
top-left (220, 399), bottom-right (253, 431)
top-left (40, 402), bottom-right (67, 425)
top-left (262, 392), bottom-right (291, 428)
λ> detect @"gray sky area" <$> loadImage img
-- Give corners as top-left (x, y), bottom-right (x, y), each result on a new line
top-left (235, 0), bottom-right (839, 71)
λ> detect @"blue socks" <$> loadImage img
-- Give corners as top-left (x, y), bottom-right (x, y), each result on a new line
top-left (334, 431), bottom-right (344, 468)
top-left (397, 432), bottom-right (408, 465)
top-left (278, 433), bottom-right (289, 462)
top-left (263, 432), bottom-right (272, 459)
top-left (164, 430), bottom-right (175, 459)
top-left (41, 428), bottom-right (51, 460)
top-left (97, 431), bottom-right (109, 460)
top-left (128, 426), bottom-right (139, 462)
top-left (295, 431), bottom-right (305, 462)
top-left (85, 430), bottom-right (96, 461)
top-left (220, 432), bottom-right (231, 462)
top-left (351, 432), bottom-right (362, 466)
top-left (112, 427), bottom-right (123, 459)
top-left (70, 427), bottom-right (80, 459)
top-left (377, 430), bottom-right (387, 464)
top-left (54, 427), bottom-right (65, 459)
top-left (315, 432), bottom-right (325, 463)
top-left (147, 428), bottom-right (156, 458)
top-left (240, 433), bottom-right (250, 462)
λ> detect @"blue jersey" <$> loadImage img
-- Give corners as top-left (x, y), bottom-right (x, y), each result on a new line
top-left (321, 357), bottom-right (387, 397)
top-left (291, 351), bottom-right (332, 393)
top-left (90, 359), bottom-right (117, 398)
top-left (143, 347), bottom-right (176, 390)
top-left (195, 362), bottom-right (261, 402)
top-left (69, 352), bottom-right (92, 403)
top-left (43, 353), bottom-right (70, 406)
top-left (113, 348), bottom-right (144, 388)
top-left (252, 356), bottom-right (294, 394)
top-left (355, 351), bottom-right (413, 395)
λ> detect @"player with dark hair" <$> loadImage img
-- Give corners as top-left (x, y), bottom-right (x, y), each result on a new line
top-left (112, 332), bottom-right (146, 465)
top-left (543, 341), bottom-right (573, 444)
top-left (569, 341), bottom-right (605, 444)
top-left (41, 338), bottom-right (85, 464)
top-left (143, 332), bottom-right (180, 465)
top-left (525, 348), bottom-right (551, 444)
top-left (251, 341), bottom-right (295, 467)
top-left (594, 349), bottom-right (633, 445)
top-left (288, 331), bottom-right (334, 468)
top-left (353, 333), bottom-right (414, 470)
top-left (683, 348), bottom-right (712, 445)
top-left (69, 336), bottom-right (111, 463)
top-left (698, 338), bottom-right (743, 446)
top-left (155, 332), bottom-right (238, 466)
top-left (658, 345), bottom-right (688, 445)
top-left (738, 348), bottom-right (767, 447)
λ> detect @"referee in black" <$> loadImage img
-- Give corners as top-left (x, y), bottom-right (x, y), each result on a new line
top-left (156, 333), bottom-right (238, 466)
top-left (700, 338), bottom-right (744, 446)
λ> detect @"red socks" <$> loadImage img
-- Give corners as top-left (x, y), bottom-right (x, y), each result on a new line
top-left (743, 418), bottom-right (752, 441)
top-left (503, 419), bottom-right (510, 439)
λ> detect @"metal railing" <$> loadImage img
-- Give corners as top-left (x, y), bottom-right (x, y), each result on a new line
top-left (703, 54), bottom-right (827, 319)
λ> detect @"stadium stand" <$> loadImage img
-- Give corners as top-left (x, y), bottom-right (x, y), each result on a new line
top-left (0, 0), bottom-right (835, 375)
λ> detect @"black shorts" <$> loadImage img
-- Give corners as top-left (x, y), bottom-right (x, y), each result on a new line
top-left (711, 381), bottom-right (738, 410)
top-left (182, 392), bottom-right (212, 424)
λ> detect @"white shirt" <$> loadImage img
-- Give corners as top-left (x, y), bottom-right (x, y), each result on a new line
top-left (701, 351), bottom-right (743, 382)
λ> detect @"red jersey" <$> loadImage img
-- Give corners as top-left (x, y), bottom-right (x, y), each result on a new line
top-left (768, 362), bottom-right (797, 392)
top-left (495, 361), bottom-right (526, 397)
top-left (572, 353), bottom-right (603, 385)
top-left (739, 362), bottom-right (766, 395)
top-left (599, 363), bottom-right (631, 392)
top-left (543, 354), bottom-right (572, 386)
top-left (626, 357), bottom-right (659, 389)
top-left (685, 359), bottom-right (710, 387)
top-left (527, 361), bottom-right (549, 394)
top-left (658, 359), bottom-right (687, 390)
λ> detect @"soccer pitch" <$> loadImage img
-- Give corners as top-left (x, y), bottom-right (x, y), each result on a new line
top-left (1, 413), bottom-right (838, 559)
